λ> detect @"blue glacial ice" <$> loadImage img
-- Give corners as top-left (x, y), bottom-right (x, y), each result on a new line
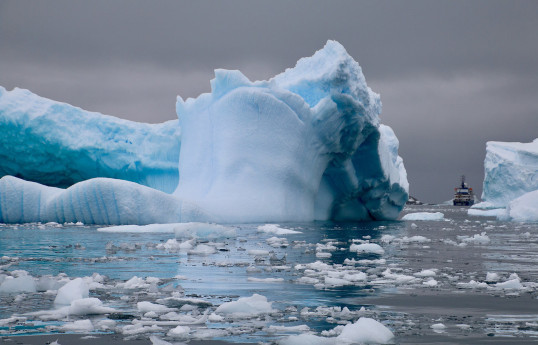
top-left (0, 86), bottom-right (181, 193)
top-left (0, 40), bottom-right (408, 224)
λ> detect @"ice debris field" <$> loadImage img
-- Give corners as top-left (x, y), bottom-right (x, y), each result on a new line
top-left (1, 205), bottom-right (538, 344)
top-left (0, 40), bottom-right (408, 225)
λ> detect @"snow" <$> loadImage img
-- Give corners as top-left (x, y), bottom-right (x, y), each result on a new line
top-left (482, 139), bottom-right (538, 208)
top-left (0, 40), bottom-right (407, 224)
top-left (401, 212), bottom-right (444, 221)
top-left (0, 86), bottom-right (180, 193)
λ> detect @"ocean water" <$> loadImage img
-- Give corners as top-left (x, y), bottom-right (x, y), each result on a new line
top-left (0, 205), bottom-right (537, 344)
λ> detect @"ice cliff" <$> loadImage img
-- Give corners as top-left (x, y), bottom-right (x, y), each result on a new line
top-left (0, 40), bottom-right (408, 224)
top-left (478, 139), bottom-right (538, 222)
top-left (0, 86), bottom-right (181, 193)
top-left (481, 140), bottom-right (538, 207)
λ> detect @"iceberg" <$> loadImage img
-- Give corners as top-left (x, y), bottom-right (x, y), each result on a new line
top-left (175, 40), bottom-right (408, 222)
top-left (0, 86), bottom-right (180, 193)
top-left (0, 40), bottom-right (408, 224)
top-left (481, 139), bottom-right (538, 207)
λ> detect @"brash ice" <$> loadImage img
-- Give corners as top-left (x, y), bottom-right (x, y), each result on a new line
top-left (0, 41), bottom-right (409, 224)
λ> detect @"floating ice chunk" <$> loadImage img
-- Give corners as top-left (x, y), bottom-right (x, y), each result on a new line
top-left (215, 294), bottom-right (274, 317)
top-left (431, 323), bottom-right (446, 333)
top-left (167, 325), bottom-right (191, 338)
top-left (174, 222), bottom-right (236, 239)
top-left (188, 244), bottom-right (216, 255)
top-left (149, 336), bottom-right (174, 345)
top-left (266, 325), bottom-right (311, 333)
top-left (247, 277), bottom-right (284, 283)
top-left (0, 274), bottom-right (36, 293)
top-left (257, 224), bottom-right (302, 235)
top-left (122, 323), bottom-right (163, 335)
top-left (414, 269), bottom-right (437, 277)
top-left (137, 301), bottom-right (174, 313)
top-left (495, 274), bottom-right (524, 290)
top-left (156, 239), bottom-right (194, 252)
top-left (468, 208), bottom-right (506, 217)
top-left (350, 243), bottom-right (385, 255)
top-left (118, 276), bottom-right (150, 289)
top-left (486, 272), bottom-right (500, 282)
top-left (401, 212), bottom-right (444, 221)
top-left (458, 232), bottom-right (490, 245)
top-left (61, 319), bottom-right (94, 332)
top-left (423, 278), bottom-right (438, 287)
top-left (280, 317), bottom-right (393, 345)
top-left (248, 249), bottom-right (270, 256)
top-left (69, 298), bottom-right (116, 315)
top-left (54, 278), bottom-right (89, 305)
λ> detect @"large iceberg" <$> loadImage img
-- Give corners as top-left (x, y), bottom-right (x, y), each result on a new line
top-left (481, 140), bottom-right (538, 207)
top-left (175, 41), bottom-right (408, 222)
top-left (0, 40), bottom-right (408, 224)
top-left (0, 86), bottom-right (181, 193)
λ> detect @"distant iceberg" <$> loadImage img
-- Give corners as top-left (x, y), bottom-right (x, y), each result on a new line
top-left (481, 139), bottom-right (538, 207)
top-left (475, 139), bottom-right (538, 222)
top-left (0, 40), bottom-right (408, 224)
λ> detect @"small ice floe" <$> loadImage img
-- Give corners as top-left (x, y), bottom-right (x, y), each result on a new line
top-left (485, 272), bottom-right (500, 282)
top-left (430, 323), bottom-right (447, 333)
top-left (279, 317), bottom-right (393, 345)
top-left (381, 235), bottom-right (430, 244)
top-left (402, 212), bottom-right (444, 221)
top-left (156, 239), bottom-right (194, 252)
top-left (248, 249), bottom-right (270, 256)
top-left (265, 324), bottom-right (311, 334)
top-left (61, 319), bottom-right (94, 332)
top-left (215, 294), bottom-right (274, 318)
top-left (458, 232), bottom-right (490, 245)
top-left (121, 323), bottom-right (163, 335)
top-left (257, 224), bottom-right (302, 235)
top-left (54, 278), bottom-right (89, 305)
top-left (350, 242), bottom-right (385, 255)
top-left (456, 323), bottom-right (471, 330)
top-left (494, 273), bottom-right (524, 290)
top-left (0, 272), bottom-right (37, 293)
top-left (422, 278), bottom-right (438, 287)
top-left (137, 301), bottom-right (175, 313)
top-left (414, 269), bottom-right (437, 277)
top-left (267, 236), bottom-right (289, 248)
top-left (468, 208), bottom-right (506, 217)
top-left (247, 277), bottom-right (284, 283)
top-left (167, 324), bottom-right (191, 338)
top-left (188, 243), bottom-right (216, 255)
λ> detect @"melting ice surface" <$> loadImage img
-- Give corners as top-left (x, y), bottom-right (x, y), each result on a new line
top-left (1, 205), bottom-right (538, 344)
top-left (0, 40), bottom-right (408, 224)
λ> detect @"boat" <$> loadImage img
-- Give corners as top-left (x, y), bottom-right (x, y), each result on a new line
top-left (453, 175), bottom-right (474, 206)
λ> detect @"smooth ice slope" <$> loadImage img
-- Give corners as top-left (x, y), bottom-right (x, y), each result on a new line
top-left (0, 176), bottom-right (208, 225)
top-left (175, 40), bottom-right (408, 222)
top-left (0, 86), bottom-right (180, 193)
top-left (481, 139), bottom-right (538, 207)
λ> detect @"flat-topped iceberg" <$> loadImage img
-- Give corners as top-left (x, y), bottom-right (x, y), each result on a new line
top-left (0, 40), bottom-right (408, 224)
top-left (0, 86), bottom-right (180, 193)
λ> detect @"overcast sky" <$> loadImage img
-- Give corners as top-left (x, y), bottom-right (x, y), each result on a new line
top-left (1, 0), bottom-right (537, 203)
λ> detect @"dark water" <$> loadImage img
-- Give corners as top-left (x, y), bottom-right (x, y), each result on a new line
top-left (0, 205), bottom-right (537, 344)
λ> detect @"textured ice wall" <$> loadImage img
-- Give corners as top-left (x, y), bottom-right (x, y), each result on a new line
top-left (482, 139), bottom-right (538, 207)
top-left (0, 86), bottom-right (180, 193)
top-left (175, 40), bottom-right (408, 222)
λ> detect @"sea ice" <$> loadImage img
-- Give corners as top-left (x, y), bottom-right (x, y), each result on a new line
top-left (54, 278), bottom-right (89, 305)
top-left (502, 190), bottom-right (538, 222)
top-left (350, 243), bottom-right (385, 255)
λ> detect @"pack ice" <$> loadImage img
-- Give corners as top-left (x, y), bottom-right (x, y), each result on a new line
top-left (0, 40), bottom-right (408, 224)
top-left (477, 139), bottom-right (538, 222)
